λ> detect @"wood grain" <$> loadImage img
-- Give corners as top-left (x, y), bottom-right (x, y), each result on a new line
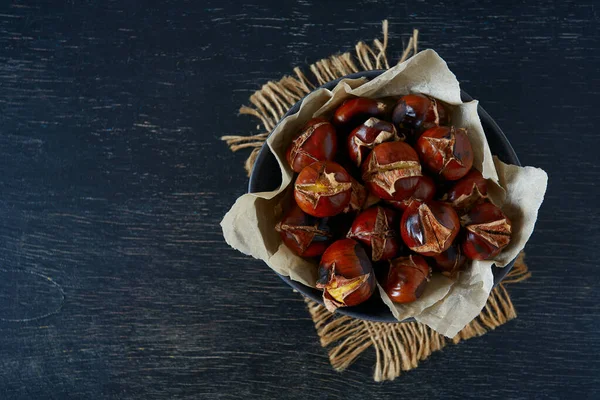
top-left (0, 0), bottom-right (598, 399)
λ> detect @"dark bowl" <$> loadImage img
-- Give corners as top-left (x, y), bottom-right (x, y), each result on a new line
top-left (248, 70), bottom-right (521, 323)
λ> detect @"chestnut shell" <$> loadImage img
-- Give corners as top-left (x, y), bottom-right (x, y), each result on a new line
top-left (382, 255), bottom-right (432, 304)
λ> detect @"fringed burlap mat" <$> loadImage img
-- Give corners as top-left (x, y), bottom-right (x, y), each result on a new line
top-left (222, 21), bottom-right (531, 382)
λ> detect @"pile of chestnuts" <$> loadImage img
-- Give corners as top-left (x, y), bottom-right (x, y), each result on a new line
top-left (275, 94), bottom-right (512, 312)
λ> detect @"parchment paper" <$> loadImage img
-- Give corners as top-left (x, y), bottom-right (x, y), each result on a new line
top-left (221, 49), bottom-right (548, 338)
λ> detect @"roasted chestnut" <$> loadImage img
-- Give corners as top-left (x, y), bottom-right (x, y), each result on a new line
top-left (462, 202), bottom-right (512, 260)
top-left (317, 238), bottom-right (376, 312)
top-left (361, 141), bottom-right (422, 201)
top-left (392, 94), bottom-right (448, 140)
top-left (347, 117), bottom-right (402, 167)
top-left (332, 97), bottom-right (391, 131)
top-left (445, 168), bottom-right (488, 214)
top-left (286, 118), bottom-right (337, 173)
top-left (382, 255), bottom-right (431, 304)
top-left (429, 242), bottom-right (466, 278)
top-left (416, 126), bottom-right (473, 180)
top-left (275, 203), bottom-right (333, 257)
top-left (343, 177), bottom-right (367, 213)
top-left (387, 175), bottom-right (436, 211)
top-left (294, 161), bottom-right (352, 217)
top-left (347, 206), bottom-right (401, 261)
top-left (400, 200), bottom-right (460, 256)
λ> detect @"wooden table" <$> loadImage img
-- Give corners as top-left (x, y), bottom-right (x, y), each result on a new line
top-left (1, 1), bottom-right (598, 398)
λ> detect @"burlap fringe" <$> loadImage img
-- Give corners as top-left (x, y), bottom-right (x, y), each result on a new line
top-left (221, 20), bottom-right (420, 176)
top-left (306, 252), bottom-right (530, 381)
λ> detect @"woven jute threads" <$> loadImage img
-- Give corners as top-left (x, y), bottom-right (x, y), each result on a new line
top-left (222, 21), bottom-right (531, 381)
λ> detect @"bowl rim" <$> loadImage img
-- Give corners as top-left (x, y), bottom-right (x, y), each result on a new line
top-left (247, 69), bottom-right (521, 323)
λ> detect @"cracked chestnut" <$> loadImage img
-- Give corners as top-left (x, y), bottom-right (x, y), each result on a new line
top-left (430, 242), bottom-right (466, 278)
top-left (445, 168), bottom-right (488, 215)
top-left (332, 97), bottom-right (391, 131)
top-left (347, 206), bottom-right (401, 262)
top-left (416, 126), bottom-right (473, 180)
top-left (343, 177), bottom-right (368, 214)
top-left (294, 161), bottom-right (353, 217)
top-left (286, 117), bottom-right (337, 173)
top-left (317, 238), bottom-right (376, 312)
top-left (392, 94), bottom-right (448, 140)
top-left (275, 203), bottom-right (333, 257)
top-left (382, 255), bottom-right (431, 304)
top-left (461, 202), bottom-right (512, 260)
top-left (347, 117), bottom-right (402, 167)
top-left (400, 200), bottom-right (460, 256)
top-left (361, 141), bottom-right (422, 201)
top-left (387, 175), bottom-right (436, 211)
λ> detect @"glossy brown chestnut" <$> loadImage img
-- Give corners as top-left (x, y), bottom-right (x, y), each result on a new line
top-left (416, 126), bottom-right (473, 180)
top-left (445, 168), bottom-right (488, 214)
top-left (332, 97), bottom-right (391, 131)
top-left (430, 242), bottom-right (466, 278)
top-left (387, 175), bottom-right (436, 211)
top-left (361, 141), bottom-right (422, 201)
top-left (285, 118), bottom-right (337, 173)
top-left (392, 94), bottom-right (448, 140)
top-left (347, 117), bottom-right (402, 167)
top-left (347, 206), bottom-right (401, 261)
top-left (294, 161), bottom-right (353, 217)
top-left (462, 202), bottom-right (512, 260)
top-left (400, 200), bottom-right (460, 256)
top-left (275, 203), bottom-right (333, 257)
top-left (317, 238), bottom-right (376, 312)
top-left (382, 255), bottom-right (431, 304)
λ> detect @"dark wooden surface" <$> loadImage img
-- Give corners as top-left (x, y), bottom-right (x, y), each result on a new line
top-left (0, 1), bottom-right (598, 399)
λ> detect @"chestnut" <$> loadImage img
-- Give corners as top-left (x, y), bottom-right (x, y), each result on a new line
top-left (445, 168), bottom-right (488, 215)
top-left (317, 238), bottom-right (376, 312)
top-left (429, 242), bottom-right (466, 278)
top-left (286, 118), bottom-right (337, 173)
top-left (462, 202), bottom-right (512, 260)
top-left (386, 175), bottom-right (436, 211)
top-left (400, 200), bottom-right (460, 256)
top-left (361, 141), bottom-right (422, 202)
top-left (416, 126), bottom-right (473, 181)
top-left (332, 97), bottom-right (391, 131)
top-left (275, 203), bottom-right (333, 257)
top-left (347, 206), bottom-right (401, 262)
top-left (343, 177), bottom-right (368, 213)
top-left (294, 161), bottom-right (353, 217)
top-left (392, 94), bottom-right (448, 141)
top-left (382, 255), bottom-right (431, 304)
top-left (347, 117), bottom-right (402, 167)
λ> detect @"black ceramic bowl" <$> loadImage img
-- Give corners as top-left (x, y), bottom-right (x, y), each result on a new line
top-left (248, 70), bottom-right (521, 323)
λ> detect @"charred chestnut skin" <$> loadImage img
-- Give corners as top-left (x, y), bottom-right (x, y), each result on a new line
top-left (317, 238), bottom-right (376, 311)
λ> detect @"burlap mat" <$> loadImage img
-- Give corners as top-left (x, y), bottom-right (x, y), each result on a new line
top-left (222, 21), bottom-right (531, 382)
